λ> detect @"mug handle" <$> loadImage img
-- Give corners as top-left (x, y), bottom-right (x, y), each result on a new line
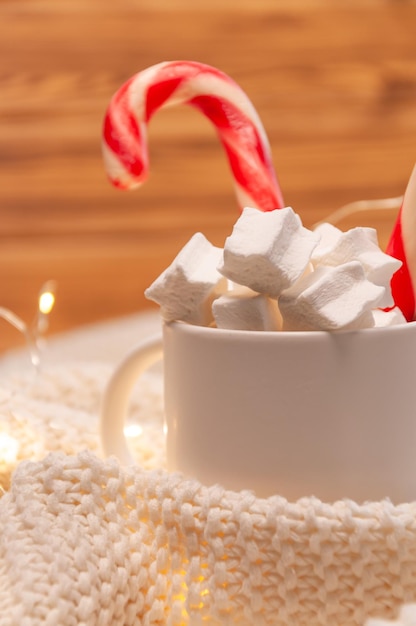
top-left (100, 333), bottom-right (163, 464)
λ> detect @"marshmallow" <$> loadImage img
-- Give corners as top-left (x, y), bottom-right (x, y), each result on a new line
top-left (146, 205), bottom-right (402, 333)
top-left (372, 307), bottom-right (407, 327)
top-left (145, 232), bottom-right (227, 325)
top-left (279, 261), bottom-right (385, 331)
top-left (311, 222), bottom-right (343, 262)
top-left (218, 206), bottom-right (319, 297)
top-left (212, 286), bottom-right (282, 331)
top-left (311, 226), bottom-right (402, 308)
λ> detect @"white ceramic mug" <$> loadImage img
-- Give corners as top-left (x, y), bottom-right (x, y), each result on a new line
top-left (100, 320), bottom-right (416, 502)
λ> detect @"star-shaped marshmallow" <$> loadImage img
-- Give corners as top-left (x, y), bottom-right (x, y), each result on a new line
top-left (145, 232), bottom-right (227, 325)
top-left (279, 261), bottom-right (385, 331)
top-left (311, 225), bottom-right (402, 308)
top-left (218, 206), bottom-right (319, 297)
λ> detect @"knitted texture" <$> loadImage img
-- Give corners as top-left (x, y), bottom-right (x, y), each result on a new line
top-left (1, 332), bottom-right (416, 625)
top-left (0, 361), bottom-right (165, 490)
top-left (1, 451), bottom-right (416, 626)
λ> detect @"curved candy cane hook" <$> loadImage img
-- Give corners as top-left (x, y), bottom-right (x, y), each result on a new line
top-left (102, 60), bottom-right (284, 212)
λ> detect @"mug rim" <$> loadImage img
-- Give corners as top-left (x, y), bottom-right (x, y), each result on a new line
top-left (164, 319), bottom-right (416, 341)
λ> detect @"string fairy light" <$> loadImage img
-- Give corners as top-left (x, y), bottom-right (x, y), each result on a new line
top-left (313, 195), bottom-right (403, 229)
top-left (0, 306), bottom-right (40, 370)
top-left (0, 281), bottom-right (57, 477)
top-left (39, 291), bottom-right (55, 316)
top-left (33, 280), bottom-right (57, 349)
top-left (0, 279), bottom-right (57, 371)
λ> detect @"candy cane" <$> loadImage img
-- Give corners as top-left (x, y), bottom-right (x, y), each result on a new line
top-left (102, 60), bottom-right (284, 212)
top-left (386, 164), bottom-right (416, 321)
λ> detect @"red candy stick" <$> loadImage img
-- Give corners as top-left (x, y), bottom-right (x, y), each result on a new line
top-left (386, 164), bottom-right (416, 321)
top-left (102, 60), bottom-right (284, 212)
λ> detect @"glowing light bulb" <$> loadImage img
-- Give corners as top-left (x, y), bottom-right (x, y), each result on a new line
top-left (35, 279), bottom-right (57, 339)
top-left (39, 291), bottom-right (55, 315)
top-left (0, 432), bottom-right (19, 465)
top-left (124, 423), bottom-right (143, 438)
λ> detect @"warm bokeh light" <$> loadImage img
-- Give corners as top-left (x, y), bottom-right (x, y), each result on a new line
top-left (38, 291), bottom-right (56, 316)
top-left (124, 423), bottom-right (143, 438)
top-left (0, 432), bottom-right (19, 466)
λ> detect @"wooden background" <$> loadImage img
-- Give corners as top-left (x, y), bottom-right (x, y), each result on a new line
top-left (1, 0), bottom-right (416, 353)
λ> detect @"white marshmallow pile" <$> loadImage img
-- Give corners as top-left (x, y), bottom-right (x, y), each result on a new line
top-left (145, 206), bottom-right (405, 332)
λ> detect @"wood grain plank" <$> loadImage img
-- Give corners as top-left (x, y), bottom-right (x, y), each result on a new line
top-left (1, 0), bottom-right (415, 352)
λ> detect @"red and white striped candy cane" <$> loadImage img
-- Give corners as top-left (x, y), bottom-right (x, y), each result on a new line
top-left (102, 60), bottom-right (284, 212)
top-left (386, 164), bottom-right (416, 321)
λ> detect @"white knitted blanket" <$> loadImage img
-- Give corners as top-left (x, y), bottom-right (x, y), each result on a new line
top-left (1, 313), bottom-right (416, 626)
